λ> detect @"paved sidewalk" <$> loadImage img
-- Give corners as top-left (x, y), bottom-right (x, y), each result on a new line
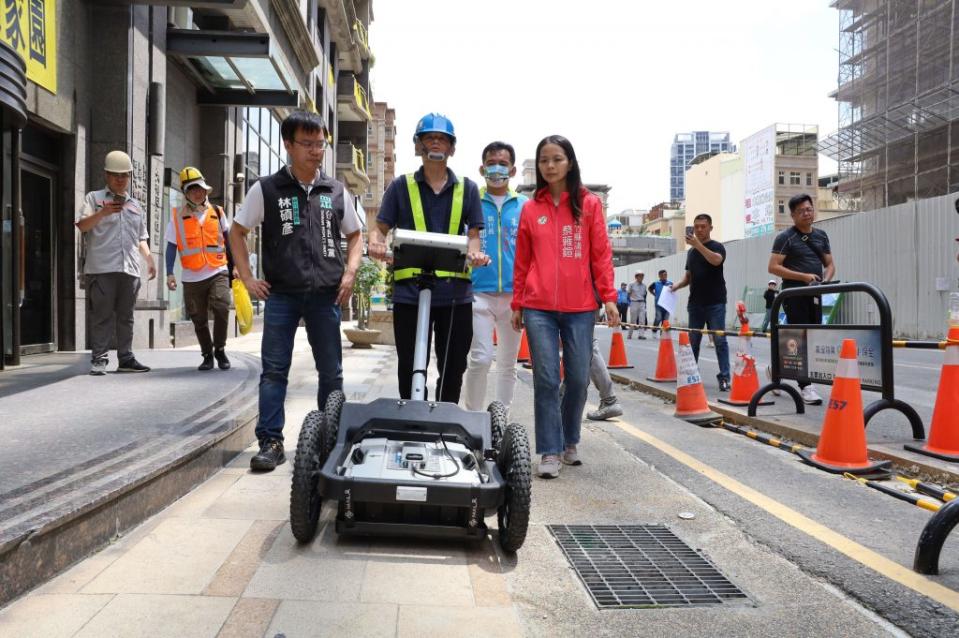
top-left (0, 335), bottom-right (904, 637)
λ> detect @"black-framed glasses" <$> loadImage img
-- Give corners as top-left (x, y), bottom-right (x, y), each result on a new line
top-left (293, 139), bottom-right (328, 151)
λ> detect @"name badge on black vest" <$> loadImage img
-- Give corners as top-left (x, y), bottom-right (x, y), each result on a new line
top-left (318, 194), bottom-right (338, 258)
top-left (277, 197), bottom-right (301, 235)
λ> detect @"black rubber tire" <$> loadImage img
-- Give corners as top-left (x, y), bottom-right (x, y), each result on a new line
top-left (497, 422), bottom-right (532, 553)
top-left (322, 390), bottom-right (345, 463)
top-left (486, 401), bottom-right (507, 453)
top-left (290, 410), bottom-right (324, 543)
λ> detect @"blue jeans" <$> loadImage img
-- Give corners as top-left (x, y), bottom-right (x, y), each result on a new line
top-left (688, 303), bottom-right (730, 382)
top-left (524, 309), bottom-right (594, 456)
top-left (653, 305), bottom-right (670, 331)
top-left (257, 290), bottom-right (343, 442)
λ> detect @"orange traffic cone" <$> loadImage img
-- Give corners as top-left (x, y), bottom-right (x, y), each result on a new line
top-left (516, 329), bottom-right (530, 363)
top-left (719, 322), bottom-right (772, 407)
top-left (905, 326), bottom-right (959, 461)
top-left (674, 331), bottom-right (721, 425)
top-left (797, 339), bottom-right (892, 477)
top-left (493, 328), bottom-right (498, 346)
top-left (647, 321), bottom-right (677, 382)
top-left (607, 332), bottom-right (634, 369)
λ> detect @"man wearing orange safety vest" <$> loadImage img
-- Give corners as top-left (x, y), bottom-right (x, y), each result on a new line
top-left (165, 167), bottom-right (234, 371)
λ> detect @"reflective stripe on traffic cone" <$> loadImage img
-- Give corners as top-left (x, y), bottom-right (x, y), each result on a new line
top-left (517, 329), bottom-right (530, 363)
top-left (607, 332), bottom-right (634, 369)
top-left (797, 339), bottom-right (892, 478)
top-left (905, 326), bottom-right (959, 462)
top-left (674, 331), bottom-right (721, 425)
top-left (647, 320), bottom-right (678, 382)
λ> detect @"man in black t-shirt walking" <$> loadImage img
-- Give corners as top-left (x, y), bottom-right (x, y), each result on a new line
top-left (768, 193), bottom-right (836, 405)
top-left (669, 213), bottom-right (730, 391)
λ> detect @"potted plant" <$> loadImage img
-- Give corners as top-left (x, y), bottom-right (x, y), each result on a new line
top-left (344, 259), bottom-right (382, 348)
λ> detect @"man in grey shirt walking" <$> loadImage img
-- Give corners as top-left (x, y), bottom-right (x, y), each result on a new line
top-left (76, 150), bottom-right (156, 375)
top-left (627, 270), bottom-right (647, 339)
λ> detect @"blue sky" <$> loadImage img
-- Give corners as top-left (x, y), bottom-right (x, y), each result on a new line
top-left (369, 0), bottom-right (838, 213)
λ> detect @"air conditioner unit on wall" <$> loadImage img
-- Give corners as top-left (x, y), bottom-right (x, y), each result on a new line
top-left (169, 7), bottom-right (193, 30)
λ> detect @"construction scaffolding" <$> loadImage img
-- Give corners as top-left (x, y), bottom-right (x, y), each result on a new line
top-left (819, 0), bottom-right (959, 211)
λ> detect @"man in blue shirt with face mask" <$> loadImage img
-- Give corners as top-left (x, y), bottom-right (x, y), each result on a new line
top-left (463, 141), bottom-right (528, 412)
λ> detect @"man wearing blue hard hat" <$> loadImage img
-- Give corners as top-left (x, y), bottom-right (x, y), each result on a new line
top-left (369, 113), bottom-right (489, 403)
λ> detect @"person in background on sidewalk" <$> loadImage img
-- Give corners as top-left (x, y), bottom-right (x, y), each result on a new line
top-left (768, 193), bottom-right (835, 405)
top-left (511, 135), bottom-right (619, 479)
top-left (165, 167), bottom-right (233, 372)
top-left (649, 269), bottom-right (672, 334)
top-left (369, 113), bottom-right (489, 403)
top-left (463, 141), bottom-right (527, 412)
top-left (616, 283), bottom-right (629, 331)
top-left (586, 337), bottom-right (624, 420)
top-left (761, 279), bottom-right (778, 333)
top-left (627, 270), bottom-right (648, 339)
top-left (76, 150), bottom-right (156, 376)
top-left (230, 111), bottom-right (363, 472)
top-left (669, 214), bottom-right (731, 391)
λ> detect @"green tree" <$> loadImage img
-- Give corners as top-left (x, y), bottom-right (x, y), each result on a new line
top-left (353, 259), bottom-right (380, 330)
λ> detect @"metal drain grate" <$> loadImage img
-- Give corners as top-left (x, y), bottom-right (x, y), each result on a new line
top-left (548, 524), bottom-right (748, 609)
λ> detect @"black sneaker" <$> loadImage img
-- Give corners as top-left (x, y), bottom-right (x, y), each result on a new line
top-left (214, 349), bottom-right (231, 370)
top-left (250, 439), bottom-right (285, 472)
top-left (198, 354), bottom-right (214, 371)
top-left (117, 358), bottom-right (151, 373)
top-left (718, 378), bottom-right (731, 392)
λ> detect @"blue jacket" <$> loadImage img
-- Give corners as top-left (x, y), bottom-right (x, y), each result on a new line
top-left (472, 188), bottom-right (527, 293)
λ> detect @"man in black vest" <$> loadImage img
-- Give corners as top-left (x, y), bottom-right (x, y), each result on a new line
top-left (368, 113), bottom-right (488, 403)
top-left (230, 111), bottom-right (363, 471)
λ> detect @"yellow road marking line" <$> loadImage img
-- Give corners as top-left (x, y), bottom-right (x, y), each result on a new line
top-left (613, 419), bottom-right (959, 612)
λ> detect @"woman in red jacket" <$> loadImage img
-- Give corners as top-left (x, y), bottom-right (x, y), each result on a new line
top-left (510, 135), bottom-right (619, 479)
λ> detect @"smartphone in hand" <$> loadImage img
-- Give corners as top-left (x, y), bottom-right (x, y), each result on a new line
top-left (685, 225), bottom-right (694, 238)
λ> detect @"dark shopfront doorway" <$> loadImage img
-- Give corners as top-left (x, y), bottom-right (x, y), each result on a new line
top-left (19, 166), bottom-right (55, 353)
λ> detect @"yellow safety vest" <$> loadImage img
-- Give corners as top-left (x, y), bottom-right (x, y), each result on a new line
top-left (393, 173), bottom-right (471, 282)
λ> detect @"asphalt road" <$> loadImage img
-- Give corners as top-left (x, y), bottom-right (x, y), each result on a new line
top-left (595, 326), bottom-right (944, 446)
top-left (527, 358), bottom-right (959, 638)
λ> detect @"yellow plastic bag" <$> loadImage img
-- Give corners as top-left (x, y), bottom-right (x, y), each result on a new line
top-left (232, 278), bottom-right (254, 335)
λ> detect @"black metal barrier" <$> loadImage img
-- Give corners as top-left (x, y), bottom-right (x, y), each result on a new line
top-left (747, 282), bottom-right (925, 440)
top-left (914, 497), bottom-right (959, 575)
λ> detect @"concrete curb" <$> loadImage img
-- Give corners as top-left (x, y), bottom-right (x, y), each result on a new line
top-left (0, 353), bottom-right (260, 606)
top-left (609, 371), bottom-right (959, 485)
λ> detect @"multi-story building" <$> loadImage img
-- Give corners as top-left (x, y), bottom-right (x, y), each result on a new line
top-left (742, 123), bottom-right (819, 236)
top-left (820, 0), bottom-right (959, 210)
top-left (0, 0), bottom-right (375, 369)
top-left (670, 131), bottom-right (735, 201)
top-left (683, 152), bottom-right (744, 242)
top-left (364, 101), bottom-right (396, 231)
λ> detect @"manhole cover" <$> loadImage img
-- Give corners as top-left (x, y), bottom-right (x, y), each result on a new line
top-left (548, 524), bottom-right (748, 609)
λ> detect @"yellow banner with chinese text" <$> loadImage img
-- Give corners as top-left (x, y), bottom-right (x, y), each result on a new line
top-left (0, 0), bottom-right (56, 94)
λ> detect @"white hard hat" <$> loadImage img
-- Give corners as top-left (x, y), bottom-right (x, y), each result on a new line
top-left (768, 279), bottom-right (777, 284)
top-left (636, 270), bottom-right (644, 275)
top-left (104, 150), bottom-right (133, 174)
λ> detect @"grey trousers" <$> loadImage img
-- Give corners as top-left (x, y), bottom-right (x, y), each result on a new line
top-left (86, 272), bottom-right (140, 363)
top-left (183, 273), bottom-right (231, 354)
top-left (590, 337), bottom-right (615, 400)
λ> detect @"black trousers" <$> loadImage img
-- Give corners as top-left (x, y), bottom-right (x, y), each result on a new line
top-left (393, 302), bottom-right (472, 403)
top-left (783, 292), bottom-right (822, 388)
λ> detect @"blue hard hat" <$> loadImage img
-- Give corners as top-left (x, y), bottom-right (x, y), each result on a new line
top-left (413, 113), bottom-right (456, 144)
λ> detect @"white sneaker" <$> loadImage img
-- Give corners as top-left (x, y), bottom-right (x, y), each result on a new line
top-left (587, 397), bottom-right (623, 421)
top-left (800, 386), bottom-right (823, 405)
top-left (538, 454), bottom-right (561, 479)
top-left (89, 359), bottom-right (108, 376)
top-left (561, 446), bottom-right (582, 466)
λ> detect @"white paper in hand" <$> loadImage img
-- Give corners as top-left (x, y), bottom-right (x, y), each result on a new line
top-left (657, 287), bottom-right (678, 315)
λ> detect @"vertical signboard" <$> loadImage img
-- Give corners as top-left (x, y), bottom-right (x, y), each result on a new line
top-left (742, 125), bottom-right (775, 238)
top-left (0, 0), bottom-right (56, 94)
